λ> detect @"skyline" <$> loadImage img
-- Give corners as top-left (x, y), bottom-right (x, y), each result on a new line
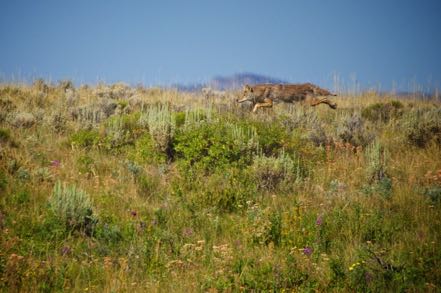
top-left (1, 0), bottom-right (441, 92)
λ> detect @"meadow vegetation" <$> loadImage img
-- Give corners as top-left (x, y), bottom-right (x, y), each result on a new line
top-left (0, 80), bottom-right (440, 292)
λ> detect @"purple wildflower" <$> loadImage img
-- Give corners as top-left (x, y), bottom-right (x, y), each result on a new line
top-left (61, 246), bottom-right (71, 256)
top-left (51, 160), bottom-right (60, 167)
top-left (182, 227), bottom-right (194, 238)
top-left (303, 246), bottom-right (313, 256)
top-left (130, 210), bottom-right (137, 217)
top-left (316, 215), bottom-right (323, 226)
top-left (365, 272), bottom-right (373, 283)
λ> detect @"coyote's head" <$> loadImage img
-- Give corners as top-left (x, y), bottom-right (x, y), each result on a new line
top-left (237, 84), bottom-right (254, 103)
top-left (311, 85), bottom-right (337, 97)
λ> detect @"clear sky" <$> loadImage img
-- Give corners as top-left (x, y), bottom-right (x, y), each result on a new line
top-left (1, 0), bottom-right (440, 91)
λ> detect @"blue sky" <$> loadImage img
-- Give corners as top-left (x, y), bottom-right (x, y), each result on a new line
top-left (1, 0), bottom-right (440, 91)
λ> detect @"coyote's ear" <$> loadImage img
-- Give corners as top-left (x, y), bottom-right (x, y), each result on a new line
top-left (244, 84), bottom-right (253, 92)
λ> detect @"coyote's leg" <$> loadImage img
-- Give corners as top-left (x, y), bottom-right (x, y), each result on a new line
top-left (310, 98), bottom-right (337, 109)
top-left (252, 98), bottom-right (273, 112)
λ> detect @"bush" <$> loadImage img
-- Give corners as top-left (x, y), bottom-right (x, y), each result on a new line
top-left (0, 170), bottom-right (7, 193)
top-left (308, 122), bottom-right (331, 147)
top-left (253, 121), bottom-right (288, 155)
top-left (174, 122), bottom-right (257, 173)
top-left (70, 129), bottom-right (100, 149)
top-left (365, 141), bottom-right (388, 183)
top-left (0, 128), bottom-right (11, 143)
top-left (424, 186), bottom-right (441, 204)
top-left (0, 97), bottom-right (15, 123)
top-left (76, 155), bottom-right (95, 175)
top-left (49, 181), bottom-right (97, 234)
top-left (10, 112), bottom-right (36, 128)
top-left (364, 142), bottom-right (392, 198)
top-left (361, 101), bottom-right (404, 123)
top-left (403, 108), bottom-right (441, 147)
top-left (49, 113), bottom-right (67, 134)
top-left (250, 151), bottom-right (301, 190)
top-left (131, 133), bottom-right (167, 164)
top-left (139, 104), bottom-right (175, 159)
top-left (337, 113), bottom-right (374, 147)
top-left (102, 113), bottom-right (141, 150)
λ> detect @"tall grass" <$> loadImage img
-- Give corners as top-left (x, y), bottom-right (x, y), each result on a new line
top-left (0, 82), bottom-right (440, 291)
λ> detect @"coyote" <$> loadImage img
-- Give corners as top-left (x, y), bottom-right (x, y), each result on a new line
top-left (237, 83), bottom-right (337, 112)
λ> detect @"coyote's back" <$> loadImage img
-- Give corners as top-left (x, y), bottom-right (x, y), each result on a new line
top-left (237, 83), bottom-right (337, 112)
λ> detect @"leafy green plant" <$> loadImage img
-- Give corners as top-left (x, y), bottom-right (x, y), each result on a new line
top-left (70, 129), bottom-right (100, 148)
top-left (254, 121), bottom-right (288, 155)
top-left (139, 104), bottom-right (175, 158)
top-left (77, 155), bottom-right (95, 175)
top-left (0, 128), bottom-right (11, 143)
top-left (424, 186), bottom-right (441, 204)
top-left (174, 122), bottom-right (257, 173)
top-left (337, 113), bottom-right (374, 147)
top-left (361, 100), bottom-right (404, 123)
top-left (0, 170), bottom-right (7, 193)
top-left (403, 108), bottom-right (441, 147)
top-left (250, 151), bottom-right (301, 190)
top-left (49, 181), bottom-right (97, 234)
top-left (131, 133), bottom-right (167, 164)
top-left (365, 141), bottom-right (388, 182)
top-left (364, 141), bottom-right (392, 198)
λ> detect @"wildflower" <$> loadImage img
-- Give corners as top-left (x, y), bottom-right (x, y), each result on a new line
top-left (51, 160), bottom-right (60, 167)
top-left (365, 272), bottom-right (373, 283)
top-left (182, 227), bottom-right (194, 238)
top-left (349, 261), bottom-right (363, 271)
top-left (130, 210), bottom-right (137, 217)
top-left (303, 246), bottom-right (313, 256)
top-left (61, 246), bottom-right (71, 256)
top-left (316, 215), bottom-right (323, 226)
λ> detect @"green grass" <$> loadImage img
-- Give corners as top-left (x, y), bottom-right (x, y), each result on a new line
top-left (0, 82), bottom-right (440, 292)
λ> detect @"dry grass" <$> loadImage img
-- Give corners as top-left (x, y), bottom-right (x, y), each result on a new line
top-left (0, 81), bottom-right (440, 291)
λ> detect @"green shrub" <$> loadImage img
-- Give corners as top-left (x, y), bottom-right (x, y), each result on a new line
top-left (33, 167), bottom-right (52, 182)
top-left (250, 151), bottom-right (302, 190)
top-left (173, 168), bottom-right (257, 212)
top-left (16, 167), bottom-right (31, 181)
top-left (174, 111), bottom-right (186, 127)
top-left (174, 122), bottom-right (257, 173)
top-left (364, 141), bottom-right (392, 198)
top-left (0, 96), bottom-right (17, 122)
top-left (361, 101), bottom-right (404, 123)
top-left (0, 128), bottom-right (11, 143)
top-left (70, 129), bottom-right (100, 148)
top-left (12, 190), bottom-right (30, 205)
top-left (424, 186), bottom-right (441, 204)
top-left (139, 104), bottom-right (175, 158)
top-left (403, 108), bottom-right (441, 147)
top-left (131, 133), bottom-right (167, 164)
top-left (337, 113), bottom-right (374, 147)
top-left (96, 223), bottom-right (123, 245)
top-left (11, 112), bottom-right (36, 128)
top-left (76, 155), bottom-right (95, 175)
top-left (253, 121), bottom-right (288, 155)
top-left (101, 113), bottom-right (141, 150)
top-left (49, 181), bottom-right (97, 235)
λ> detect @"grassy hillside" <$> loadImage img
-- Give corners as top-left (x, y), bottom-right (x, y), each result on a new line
top-left (1, 80), bottom-right (440, 292)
